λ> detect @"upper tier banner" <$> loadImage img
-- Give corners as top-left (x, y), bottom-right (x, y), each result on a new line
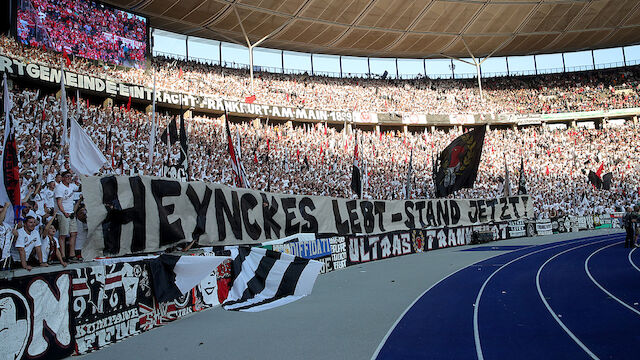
top-left (0, 55), bottom-right (352, 123)
top-left (5, 55), bottom-right (638, 125)
top-left (82, 175), bottom-right (533, 259)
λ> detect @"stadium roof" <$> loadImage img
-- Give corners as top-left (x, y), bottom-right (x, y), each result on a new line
top-left (109, 0), bottom-right (640, 59)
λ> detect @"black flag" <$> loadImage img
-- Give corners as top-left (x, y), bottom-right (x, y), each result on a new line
top-left (602, 172), bottom-right (613, 190)
top-left (160, 127), bottom-right (168, 145)
top-left (434, 126), bottom-right (486, 197)
top-left (350, 133), bottom-right (361, 198)
top-left (179, 112), bottom-right (189, 179)
top-left (518, 157), bottom-right (527, 195)
top-left (588, 171), bottom-right (602, 189)
top-left (168, 117), bottom-right (178, 145)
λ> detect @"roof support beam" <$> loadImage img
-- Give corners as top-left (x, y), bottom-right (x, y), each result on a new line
top-left (233, 5), bottom-right (276, 94)
top-left (462, 38), bottom-right (483, 102)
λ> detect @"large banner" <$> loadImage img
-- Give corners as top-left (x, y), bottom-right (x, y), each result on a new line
top-left (72, 261), bottom-right (153, 354)
top-left (0, 271), bottom-right (74, 360)
top-left (82, 175), bottom-right (533, 259)
top-left (0, 55), bottom-right (352, 123)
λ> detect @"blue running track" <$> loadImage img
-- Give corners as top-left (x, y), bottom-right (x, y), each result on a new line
top-left (374, 233), bottom-right (640, 359)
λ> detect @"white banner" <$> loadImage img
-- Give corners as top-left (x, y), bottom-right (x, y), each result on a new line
top-left (352, 111), bottom-right (378, 124)
top-left (0, 55), bottom-right (352, 123)
top-left (82, 175), bottom-right (533, 259)
top-left (535, 219), bottom-right (553, 235)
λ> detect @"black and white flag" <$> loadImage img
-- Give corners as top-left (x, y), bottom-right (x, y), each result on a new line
top-left (222, 247), bottom-right (323, 312)
top-left (350, 133), bottom-right (361, 198)
top-left (148, 254), bottom-right (229, 303)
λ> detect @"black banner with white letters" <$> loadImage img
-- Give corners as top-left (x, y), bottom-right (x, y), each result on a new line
top-left (0, 271), bottom-right (74, 360)
top-left (82, 175), bottom-right (533, 259)
top-left (72, 261), bottom-right (153, 354)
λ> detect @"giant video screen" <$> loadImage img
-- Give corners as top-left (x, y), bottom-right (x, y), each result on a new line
top-left (16, 0), bottom-right (148, 68)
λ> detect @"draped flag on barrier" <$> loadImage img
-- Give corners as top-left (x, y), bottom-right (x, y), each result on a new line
top-left (221, 246), bottom-right (322, 312)
top-left (148, 254), bottom-right (229, 303)
top-left (81, 175), bottom-right (533, 259)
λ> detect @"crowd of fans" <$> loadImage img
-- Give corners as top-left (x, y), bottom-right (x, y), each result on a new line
top-left (16, 0), bottom-right (146, 67)
top-left (2, 33), bottom-right (640, 269)
top-left (3, 35), bottom-right (640, 115)
top-left (5, 84), bottom-right (639, 223)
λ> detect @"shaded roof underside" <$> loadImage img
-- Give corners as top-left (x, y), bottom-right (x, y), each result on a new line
top-left (107, 0), bottom-right (640, 59)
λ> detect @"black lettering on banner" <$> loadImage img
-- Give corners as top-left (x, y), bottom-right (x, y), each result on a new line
top-left (485, 199), bottom-right (497, 220)
top-left (436, 200), bottom-right (449, 226)
top-left (185, 185), bottom-right (212, 242)
top-left (521, 196), bottom-right (529, 217)
top-left (260, 193), bottom-right (281, 239)
top-left (374, 201), bottom-right (386, 232)
top-left (346, 200), bottom-right (362, 234)
top-left (477, 200), bottom-right (487, 222)
top-left (360, 201), bottom-right (375, 233)
top-left (508, 197), bottom-right (521, 218)
top-left (332, 200), bottom-right (350, 234)
top-left (281, 197), bottom-right (299, 236)
top-left (404, 202), bottom-right (415, 229)
top-left (426, 201), bottom-right (436, 227)
top-left (150, 180), bottom-right (185, 246)
top-left (449, 200), bottom-right (460, 225)
top-left (415, 201), bottom-right (426, 228)
top-left (214, 189), bottom-right (242, 241)
top-left (299, 197), bottom-right (318, 233)
top-left (100, 176), bottom-right (146, 254)
top-left (468, 200), bottom-right (478, 223)
top-left (499, 198), bottom-right (511, 220)
top-left (240, 193), bottom-right (261, 240)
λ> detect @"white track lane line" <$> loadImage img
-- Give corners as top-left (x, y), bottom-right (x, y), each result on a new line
top-left (369, 243), bottom-right (535, 360)
top-left (585, 241), bottom-right (640, 316)
top-left (473, 237), bottom-right (616, 360)
top-left (629, 248), bottom-right (640, 273)
top-left (535, 240), bottom-right (623, 360)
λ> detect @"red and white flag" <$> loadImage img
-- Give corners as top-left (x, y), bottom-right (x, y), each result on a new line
top-left (1, 73), bottom-right (20, 224)
top-left (225, 117), bottom-right (250, 188)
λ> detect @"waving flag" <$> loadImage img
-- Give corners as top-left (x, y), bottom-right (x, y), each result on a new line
top-left (69, 118), bottom-right (107, 175)
top-left (518, 157), bottom-right (527, 195)
top-left (221, 247), bottom-right (322, 312)
top-left (60, 65), bottom-right (68, 146)
top-left (0, 74), bottom-right (20, 225)
top-left (225, 116), bottom-right (250, 188)
top-left (350, 132), bottom-right (361, 198)
top-left (433, 126), bottom-right (486, 197)
top-left (404, 148), bottom-right (413, 199)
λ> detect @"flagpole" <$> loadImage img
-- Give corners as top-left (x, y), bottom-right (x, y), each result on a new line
top-left (60, 62), bottom-right (68, 147)
top-left (149, 69), bottom-right (156, 174)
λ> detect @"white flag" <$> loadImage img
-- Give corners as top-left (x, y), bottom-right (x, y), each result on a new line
top-left (60, 65), bottom-right (68, 146)
top-left (69, 118), bottom-right (107, 175)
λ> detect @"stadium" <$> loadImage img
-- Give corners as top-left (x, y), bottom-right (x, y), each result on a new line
top-left (1, 0), bottom-right (640, 359)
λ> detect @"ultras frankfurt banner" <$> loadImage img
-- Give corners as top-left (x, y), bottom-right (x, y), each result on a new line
top-left (82, 175), bottom-right (533, 259)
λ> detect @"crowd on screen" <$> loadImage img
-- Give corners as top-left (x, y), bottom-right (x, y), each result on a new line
top-left (3, 35), bottom-right (640, 115)
top-left (15, 0), bottom-right (146, 66)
